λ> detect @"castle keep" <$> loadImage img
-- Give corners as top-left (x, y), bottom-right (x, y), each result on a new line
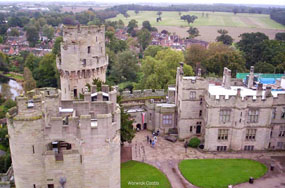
top-left (7, 26), bottom-right (120, 188)
top-left (57, 25), bottom-right (108, 100)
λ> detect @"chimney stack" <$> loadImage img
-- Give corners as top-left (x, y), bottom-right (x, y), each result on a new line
top-left (256, 83), bottom-right (263, 96)
top-left (179, 62), bottom-right (184, 75)
top-left (222, 67), bottom-right (231, 89)
top-left (265, 86), bottom-right (272, 98)
top-left (247, 66), bottom-right (254, 88)
top-left (237, 88), bottom-right (241, 97)
top-left (197, 68), bottom-right (202, 77)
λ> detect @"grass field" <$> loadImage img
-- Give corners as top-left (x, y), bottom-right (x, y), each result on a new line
top-left (108, 11), bottom-right (285, 30)
top-left (121, 160), bottom-right (171, 188)
top-left (108, 11), bottom-right (285, 42)
top-left (179, 159), bottom-right (267, 188)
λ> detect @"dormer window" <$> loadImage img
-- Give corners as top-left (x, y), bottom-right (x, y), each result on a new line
top-left (27, 100), bottom-right (34, 108)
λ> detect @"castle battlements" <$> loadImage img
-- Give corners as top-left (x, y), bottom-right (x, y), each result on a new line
top-left (122, 89), bottom-right (165, 99)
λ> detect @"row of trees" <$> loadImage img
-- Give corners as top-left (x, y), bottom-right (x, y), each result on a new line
top-left (109, 4), bottom-right (276, 15)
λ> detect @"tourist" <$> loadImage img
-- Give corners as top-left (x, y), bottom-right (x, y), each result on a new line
top-left (150, 139), bottom-right (152, 145)
top-left (147, 135), bottom-right (149, 143)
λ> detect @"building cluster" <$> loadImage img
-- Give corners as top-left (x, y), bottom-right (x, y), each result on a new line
top-left (151, 30), bottom-right (209, 50)
top-left (126, 64), bottom-right (285, 151)
top-left (0, 26), bottom-right (60, 56)
top-left (7, 25), bottom-right (120, 188)
top-left (114, 28), bottom-right (209, 51)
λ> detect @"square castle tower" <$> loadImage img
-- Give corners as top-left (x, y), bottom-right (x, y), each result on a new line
top-left (7, 25), bottom-right (120, 188)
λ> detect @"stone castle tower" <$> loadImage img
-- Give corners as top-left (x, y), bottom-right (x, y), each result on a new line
top-left (57, 25), bottom-right (108, 100)
top-left (7, 25), bottom-right (120, 188)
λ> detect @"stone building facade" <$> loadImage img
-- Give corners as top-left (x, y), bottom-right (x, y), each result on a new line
top-left (7, 25), bottom-right (120, 188)
top-left (57, 25), bottom-right (108, 100)
top-left (125, 64), bottom-right (285, 152)
top-left (7, 87), bottom-right (121, 188)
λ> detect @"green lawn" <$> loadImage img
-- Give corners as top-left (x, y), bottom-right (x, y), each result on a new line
top-left (108, 11), bottom-right (285, 30)
top-left (121, 160), bottom-right (171, 188)
top-left (179, 159), bottom-right (267, 188)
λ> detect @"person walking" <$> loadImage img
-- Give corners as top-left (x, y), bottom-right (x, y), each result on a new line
top-left (149, 138), bottom-right (152, 145)
top-left (147, 135), bottom-right (149, 143)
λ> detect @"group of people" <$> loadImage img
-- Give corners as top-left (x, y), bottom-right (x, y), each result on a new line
top-left (146, 130), bottom-right (160, 148)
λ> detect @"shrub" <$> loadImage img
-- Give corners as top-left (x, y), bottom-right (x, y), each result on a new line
top-left (188, 137), bottom-right (200, 148)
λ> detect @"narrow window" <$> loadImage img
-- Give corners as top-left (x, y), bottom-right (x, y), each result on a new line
top-left (190, 126), bottom-right (192, 132)
top-left (199, 110), bottom-right (202, 117)
top-left (32, 145), bottom-right (35, 154)
top-left (80, 155), bottom-right (82, 164)
top-left (33, 184), bottom-right (36, 188)
top-left (48, 184), bottom-right (54, 188)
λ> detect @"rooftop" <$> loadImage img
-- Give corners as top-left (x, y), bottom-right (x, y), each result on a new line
top-left (208, 85), bottom-right (285, 99)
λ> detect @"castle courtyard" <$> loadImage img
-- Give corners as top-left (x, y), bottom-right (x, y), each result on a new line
top-left (127, 130), bottom-right (285, 188)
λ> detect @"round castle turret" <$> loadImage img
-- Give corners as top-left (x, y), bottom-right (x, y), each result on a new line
top-left (57, 25), bottom-right (108, 100)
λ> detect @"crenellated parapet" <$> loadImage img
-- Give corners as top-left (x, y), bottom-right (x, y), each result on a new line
top-left (122, 89), bottom-right (165, 99)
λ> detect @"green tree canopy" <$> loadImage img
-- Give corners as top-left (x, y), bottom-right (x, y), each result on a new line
top-left (127, 19), bottom-right (138, 35)
top-left (138, 49), bottom-right (194, 90)
top-left (216, 29), bottom-right (234, 45)
top-left (42, 24), bottom-right (54, 40)
top-left (236, 32), bottom-right (269, 68)
top-left (34, 53), bottom-right (58, 88)
top-left (137, 28), bottom-right (152, 50)
top-left (109, 51), bottom-right (139, 84)
top-left (26, 25), bottom-right (39, 47)
top-left (275, 32), bottom-right (285, 41)
top-left (254, 61), bottom-right (275, 73)
top-left (187, 27), bottom-right (199, 39)
top-left (23, 67), bottom-right (36, 92)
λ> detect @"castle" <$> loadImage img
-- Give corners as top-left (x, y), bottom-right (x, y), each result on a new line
top-left (57, 25), bottom-right (108, 100)
top-left (7, 26), bottom-right (121, 188)
top-left (126, 64), bottom-right (285, 151)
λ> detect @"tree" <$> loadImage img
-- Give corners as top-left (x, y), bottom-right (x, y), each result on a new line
top-left (23, 67), bottom-right (36, 92)
top-left (275, 32), bottom-right (285, 41)
top-left (138, 49), bottom-right (194, 90)
top-left (233, 8), bottom-right (238, 15)
top-left (135, 10), bottom-right (139, 15)
top-left (118, 96), bottom-right (135, 144)
top-left (144, 45), bottom-right (165, 57)
top-left (24, 53), bottom-right (40, 73)
top-left (137, 28), bottom-right (152, 50)
top-left (34, 53), bottom-right (58, 88)
top-left (42, 24), bottom-right (54, 41)
top-left (157, 11), bottom-right (162, 18)
top-left (123, 13), bottom-right (130, 19)
top-left (216, 29), bottom-right (234, 45)
top-left (237, 32), bottom-right (269, 69)
top-left (203, 50), bottom-right (246, 77)
top-left (185, 44), bottom-right (208, 70)
top-left (188, 137), bottom-right (200, 148)
top-left (109, 51), bottom-right (139, 84)
top-left (9, 28), bottom-right (19, 36)
top-left (52, 36), bottom-right (63, 57)
top-left (127, 19), bottom-right (138, 35)
top-left (0, 52), bottom-right (9, 73)
top-left (142, 21), bottom-right (152, 31)
top-left (254, 61), bottom-right (275, 73)
top-left (26, 26), bottom-right (39, 47)
top-left (187, 27), bottom-right (199, 39)
top-left (62, 16), bottom-right (77, 25)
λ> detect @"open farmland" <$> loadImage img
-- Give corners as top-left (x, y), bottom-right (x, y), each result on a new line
top-left (108, 11), bottom-right (285, 42)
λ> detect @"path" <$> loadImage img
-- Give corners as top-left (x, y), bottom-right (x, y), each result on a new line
top-left (130, 130), bottom-right (285, 188)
